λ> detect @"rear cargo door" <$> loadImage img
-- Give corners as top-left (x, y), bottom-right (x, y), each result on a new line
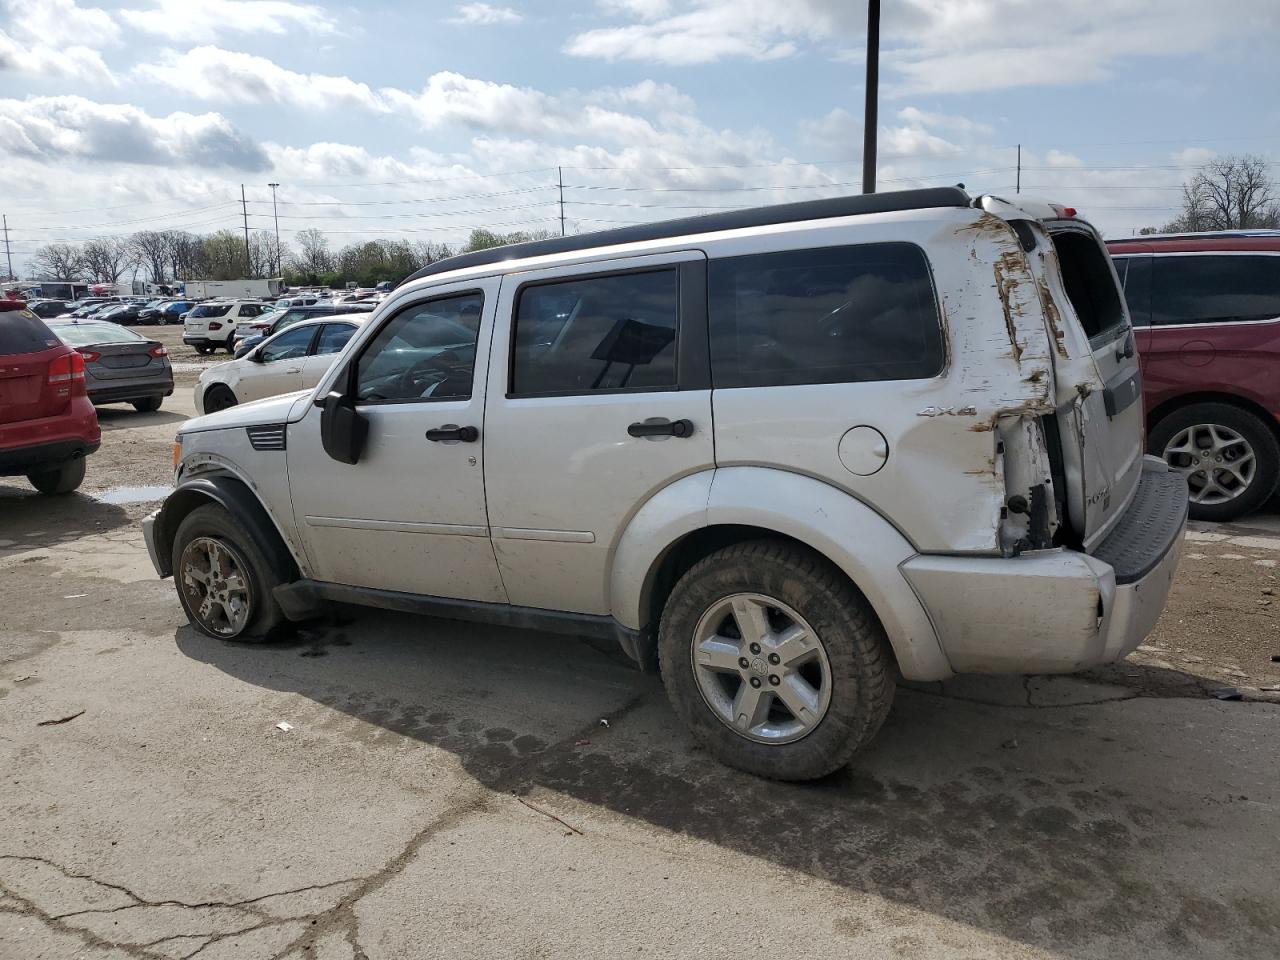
top-left (1044, 224), bottom-right (1146, 547)
top-left (0, 310), bottom-right (66, 424)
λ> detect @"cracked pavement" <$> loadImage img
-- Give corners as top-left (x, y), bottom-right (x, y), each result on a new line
top-left (1, 363), bottom-right (1278, 959)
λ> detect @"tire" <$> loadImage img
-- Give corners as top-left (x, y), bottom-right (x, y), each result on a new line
top-left (1149, 402), bottom-right (1280, 522)
top-left (225, 337), bottom-right (237, 354)
top-left (658, 539), bottom-right (895, 781)
top-left (171, 503), bottom-right (287, 642)
top-left (203, 385), bottom-right (238, 413)
top-left (194, 344), bottom-right (213, 356)
top-left (132, 396), bottom-right (163, 413)
top-left (27, 457), bottom-right (86, 495)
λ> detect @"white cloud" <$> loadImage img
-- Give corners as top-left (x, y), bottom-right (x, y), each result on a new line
top-left (135, 47), bottom-right (385, 112)
top-left (0, 0), bottom-right (119, 83)
top-left (118, 0), bottom-right (337, 41)
top-left (0, 95), bottom-right (269, 170)
top-left (447, 3), bottom-right (523, 25)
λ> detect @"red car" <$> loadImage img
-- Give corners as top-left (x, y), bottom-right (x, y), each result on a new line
top-left (1108, 231), bottom-right (1280, 521)
top-left (0, 300), bottom-right (101, 494)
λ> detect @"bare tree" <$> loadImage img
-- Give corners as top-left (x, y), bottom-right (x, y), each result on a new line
top-left (291, 228), bottom-right (334, 276)
top-left (30, 242), bottom-right (86, 280)
top-left (131, 231), bottom-right (172, 283)
top-left (167, 232), bottom-right (204, 281)
top-left (82, 237), bottom-right (135, 283)
top-left (1166, 154), bottom-right (1280, 232)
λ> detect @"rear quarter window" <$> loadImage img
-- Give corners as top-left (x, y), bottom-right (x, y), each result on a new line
top-left (708, 242), bottom-right (944, 388)
top-left (1151, 254), bottom-right (1280, 325)
top-left (0, 310), bottom-right (60, 354)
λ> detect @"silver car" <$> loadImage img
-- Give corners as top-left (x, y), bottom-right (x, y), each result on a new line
top-left (49, 320), bottom-right (174, 412)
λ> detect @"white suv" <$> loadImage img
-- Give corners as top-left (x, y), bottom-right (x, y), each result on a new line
top-left (144, 188), bottom-right (1187, 780)
top-left (183, 300), bottom-right (272, 354)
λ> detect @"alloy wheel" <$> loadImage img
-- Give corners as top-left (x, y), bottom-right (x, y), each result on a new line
top-left (1162, 423), bottom-right (1256, 505)
top-left (179, 536), bottom-right (253, 637)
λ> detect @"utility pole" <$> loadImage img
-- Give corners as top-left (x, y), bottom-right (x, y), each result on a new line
top-left (240, 184), bottom-right (252, 278)
top-left (861, 0), bottom-right (880, 194)
top-left (1, 215), bottom-right (12, 281)
top-left (1016, 144), bottom-right (1021, 194)
top-left (267, 182), bottom-right (281, 278)
top-left (557, 166), bottom-right (566, 237)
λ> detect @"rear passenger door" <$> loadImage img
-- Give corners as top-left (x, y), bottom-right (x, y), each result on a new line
top-left (483, 252), bottom-right (713, 614)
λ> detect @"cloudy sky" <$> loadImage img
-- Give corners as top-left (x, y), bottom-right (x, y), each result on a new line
top-left (2, 0), bottom-right (1279, 275)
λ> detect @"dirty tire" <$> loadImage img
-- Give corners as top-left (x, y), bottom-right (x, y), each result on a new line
top-left (1149, 402), bottom-right (1280, 522)
top-left (203, 385), bottom-right (238, 414)
top-left (194, 344), bottom-right (212, 356)
top-left (132, 396), bottom-right (163, 413)
top-left (171, 503), bottom-right (287, 642)
top-left (27, 457), bottom-right (86, 495)
top-left (658, 539), bottom-right (895, 781)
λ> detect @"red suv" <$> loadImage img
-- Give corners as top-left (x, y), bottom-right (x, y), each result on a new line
top-left (1108, 231), bottom-right (1280, 521)
top-left (0, 300), bottom-right (100, 494)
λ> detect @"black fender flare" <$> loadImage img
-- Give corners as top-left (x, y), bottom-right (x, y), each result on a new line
top-left (153, 475), bottom-right (301, 582)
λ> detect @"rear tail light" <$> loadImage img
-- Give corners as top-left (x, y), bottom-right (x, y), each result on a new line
top-left (48, 351), bottom-right (86, 384)
top-left (78, 349), bottom-right (101, 362)
top-left (1050, 203), bottom-right (1078, 219)
top-left (148, 344), bottom-right (168, 358)
top-left (0, 300), bottom-right (25, 312)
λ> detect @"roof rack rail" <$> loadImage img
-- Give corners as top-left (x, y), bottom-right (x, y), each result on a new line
top-left (400, 186), bottom-right (972, 286)
top-left (1130, 228), bottom-right (1280, 242)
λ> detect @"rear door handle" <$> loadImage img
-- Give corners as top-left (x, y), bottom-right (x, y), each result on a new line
top-left (628, 418), bottom-right (694, 438)
top-left (426, 424), bottom-right (479, 443)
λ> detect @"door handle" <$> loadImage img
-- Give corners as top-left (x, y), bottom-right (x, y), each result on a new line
top-left (426, 424), bottom-right (479, 443)
top-left (285, 368), bottom-right (301, 374)
top-left (628, 418), bottom-right (694, 438)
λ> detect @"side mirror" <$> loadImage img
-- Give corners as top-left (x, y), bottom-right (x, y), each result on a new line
top-left (249, 349), bottom-right (265, 363)
top-left (320, 390), bottom-right (367, 465)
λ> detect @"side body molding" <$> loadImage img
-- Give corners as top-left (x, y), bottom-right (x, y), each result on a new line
top-left (608, 466), bottom-right (953, 682)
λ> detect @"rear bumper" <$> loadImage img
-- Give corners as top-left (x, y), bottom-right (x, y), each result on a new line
top-left (0, 436), bottom-right (100, 475)
top-left (183, 335), bottom-right (229, 347)
top-left (901, 458), bottom-right (1188, 674)
top-left (89, 380), bottom-right (175, 403)
top-left (0, 399), bottom-right (101, 476)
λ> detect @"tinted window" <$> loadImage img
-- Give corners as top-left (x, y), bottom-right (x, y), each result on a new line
top-left (237, 304), bottom-right (261, 317)
top-left (355, 293), bottom-right (482, 402)
top-left (1050, 231), bottom-right (1127, 340)
top-left (190, 303), bottom-right (232, 318)
top-left (314, 323), bottom-right (356, 355)
top-left (512, 270), bottom-right (678, 396)
top-left (1151, 255), bottom-right (1280, 325)
top-left (1116, 255), bottom-right (1151, 327)
top-left (708, 243), bottom-right (943, 388)
top-left (51, 322), bottom-right (145, 346)
top-left (259, 325), bottom-right (315, 363)
top-left (0, 310), bottom-right (59, 354)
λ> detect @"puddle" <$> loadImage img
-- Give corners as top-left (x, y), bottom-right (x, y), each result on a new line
top-left (91, 485), bottom-right (173, 505)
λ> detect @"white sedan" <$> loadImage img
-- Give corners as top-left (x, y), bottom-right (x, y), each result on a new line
top-left (194, 313), bottom-right (371, 414)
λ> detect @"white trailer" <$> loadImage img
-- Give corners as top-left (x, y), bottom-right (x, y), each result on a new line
top-left (183, 278), bottom-right (283, 300)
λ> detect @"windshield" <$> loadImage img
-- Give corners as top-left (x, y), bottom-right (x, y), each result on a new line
top-left (52, 321), bottom-right (146, 347)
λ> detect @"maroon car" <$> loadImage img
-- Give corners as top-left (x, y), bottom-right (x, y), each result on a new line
top-left (1108, 232), bottom-right (1280, 521)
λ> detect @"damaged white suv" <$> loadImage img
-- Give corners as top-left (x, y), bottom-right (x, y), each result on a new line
top-left (144, 188), bottom-right (1187, 780)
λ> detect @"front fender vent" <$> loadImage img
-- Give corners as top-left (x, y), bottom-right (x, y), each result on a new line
top-left (246, 423), bottom-right (287, 451)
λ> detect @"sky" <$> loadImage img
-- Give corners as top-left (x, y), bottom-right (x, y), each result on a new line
top-left (2, 0), bottom-right (1279, 277)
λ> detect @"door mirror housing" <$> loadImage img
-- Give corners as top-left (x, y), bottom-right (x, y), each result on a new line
top-left (249, 348), bottom-right (265, 363)
top-left (320, 390), bottom-right (367, 465)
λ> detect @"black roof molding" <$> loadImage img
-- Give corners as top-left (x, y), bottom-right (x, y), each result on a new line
top-left (400, 186), bottom-right (972, 286)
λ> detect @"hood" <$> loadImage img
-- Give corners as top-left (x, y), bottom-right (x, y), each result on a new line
top-left (181, 389), bottom-right (312, 435)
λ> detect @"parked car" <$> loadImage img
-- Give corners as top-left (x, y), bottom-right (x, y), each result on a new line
top-left (49, 320), bottom-right (174, 412)
top-left (195, 314), bottom-right (369, 414)
top-left (144, 188), bottom-right (1187, 781)
top-left (137, 299), bottom-right (194, 325)
top-left (183, 300), bottom-right (272, 354)
top-left (1108, 230), bottom-right (1280, 521)
top-left (233, 302), bottom-right (377, 358)
top-left (96, 302), bottom-right (145, 325)
top-left (0, 301), bottom-right (100, 494)
top-left (26, 299), bottom-right (70, 319)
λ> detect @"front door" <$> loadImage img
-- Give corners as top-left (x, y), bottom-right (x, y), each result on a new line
top-left (482, 252), bottom-right (714, 614)
top-left (238, 322), bottom-right (314, 402)
top-left (286, 280), bottom-right (507, 602)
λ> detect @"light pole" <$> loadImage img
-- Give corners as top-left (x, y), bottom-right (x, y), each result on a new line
top-left (267, 182), bottom-right (282, 279)
top-left (861, 0), bottom-right (880, 194)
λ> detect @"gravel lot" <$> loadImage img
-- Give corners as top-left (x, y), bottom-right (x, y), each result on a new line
top-left (1, 327), bottom-right (1277, 959)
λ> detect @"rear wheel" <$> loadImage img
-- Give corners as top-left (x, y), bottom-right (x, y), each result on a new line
top-left (132, 396), bottom-right (163, 413)
top-left (203, 385), bottom-right (238, 413)
top-left (172, 504), bottom-right (286, 641)
top-left (658, 539), bottom-right (895, 781)
top-left (1149, 402), bottom-right (1280, 522)
top-left (225, 337), bottom-right (237, 354)
top-left (27, 457), bottom-right (86, 495)
top-left (194, 344), bottom-right (213, 356)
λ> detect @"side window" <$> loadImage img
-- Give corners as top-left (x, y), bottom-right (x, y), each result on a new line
top-left (708, 242), bottom-right (943, 388)
top-left (314, 323), bottom-right (356, 356)
top-left (511, 269), bottom-right (678, 396)
top-left (1119, 255), bottom-right (1151, 327)
top-left (1050, 231), bottom-right (1128, 341)
top-left (355, 292), bottom-right (482, 402)
top-left (237, 304), bottom-right (258, 317)
top-left (1152, 255), bottom-right (1280, 325)
top-left (259, 325), bottom-right (316, 363)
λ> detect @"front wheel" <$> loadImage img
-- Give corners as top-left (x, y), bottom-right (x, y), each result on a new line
top-left (1149, 402), bottom-right (1280, 522)
top-left (172, 504), bottom-right (287, 641)
top-left (202, 385), bottom-right (237, 413)
top-left (27, 457), bottom-right (86, 495)
top-left (658, 539), bottom-right (895, 781)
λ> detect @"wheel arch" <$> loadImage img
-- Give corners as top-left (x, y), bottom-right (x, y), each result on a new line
top-left (609, 466), bottom-right (953, 682)
top-left (153, 475), bottom-right (301, 582)
top-left (1147, 390), bottom-right (1280, 447)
